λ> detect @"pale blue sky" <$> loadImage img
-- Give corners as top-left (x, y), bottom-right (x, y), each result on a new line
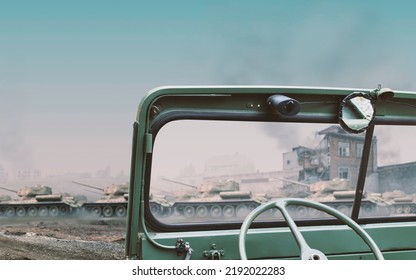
top-left (1, 0), bottom-right (416, 176)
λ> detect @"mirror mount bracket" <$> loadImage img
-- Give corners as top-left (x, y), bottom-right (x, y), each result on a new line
top-left (370, 84), bottom-right (395, 101)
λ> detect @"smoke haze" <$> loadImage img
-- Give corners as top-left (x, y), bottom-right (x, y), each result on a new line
top-left (1, 1), bottom-right (416, 182)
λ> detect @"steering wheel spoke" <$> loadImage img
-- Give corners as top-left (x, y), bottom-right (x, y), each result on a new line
top-left (239, 198), bottom-right (384, 260)
top-left (276, 200), bottom-right (327, 260)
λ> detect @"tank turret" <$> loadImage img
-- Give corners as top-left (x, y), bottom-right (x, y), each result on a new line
top-left (103, 184), bottom-right (129, 199)
top-left (17, 185), bottom-right (52, 198)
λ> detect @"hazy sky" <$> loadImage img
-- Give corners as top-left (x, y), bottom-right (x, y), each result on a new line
top-left (1, 1), bottom-right (416, 177)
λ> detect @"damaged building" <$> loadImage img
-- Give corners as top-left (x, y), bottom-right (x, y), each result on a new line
top-left (283, 126), bottom-right (378, 186)
top-left (284, 125), bottom-right (416, 195)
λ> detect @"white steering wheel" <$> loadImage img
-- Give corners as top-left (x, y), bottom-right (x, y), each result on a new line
top-left (239, 198), bottom-right (384, 260)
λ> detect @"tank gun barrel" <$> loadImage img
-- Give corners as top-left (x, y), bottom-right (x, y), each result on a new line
top-left (0, 186), bottom-right (18, 193)
top-left (71, 181), bottom-right (105, 192)
top-left (84, 189), bottom-right (104, 195)
top-left (161, 178), bottom-right (198, 189)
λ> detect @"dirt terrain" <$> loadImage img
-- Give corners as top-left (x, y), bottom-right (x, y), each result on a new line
top-left (0, 217), bottom-right (126, 260)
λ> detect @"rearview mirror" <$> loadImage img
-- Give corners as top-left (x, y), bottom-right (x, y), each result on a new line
top-left (339, 92), bottom-right (375, 134)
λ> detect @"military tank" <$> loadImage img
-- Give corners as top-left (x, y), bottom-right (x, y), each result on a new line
top-left (149, 175), bottom-right (416, 221)
top-left (273, 177), bottom-right (405, 218)
top-left (0, 185), bottom-right (79, 217)
top-left (378, 190), bottom-right (416, 215)
top-left (149, 194), bottom-right (174, 218)
top-left (153, 178), bottom-right (268, 219)
top-left (72, 181), bottom-right (129, 218)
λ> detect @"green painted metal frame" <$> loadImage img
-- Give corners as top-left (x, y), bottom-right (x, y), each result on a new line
top-left (139, 223), bottom-right (416, 260)
top-left (125, 86), bottom-right (416, 260)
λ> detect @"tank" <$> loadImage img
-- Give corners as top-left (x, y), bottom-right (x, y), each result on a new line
top-left (0, 185), bottom-right (79, 218)
top-left (379, 190), bottom-right (416, 215)
top-left (151, 178), bottom-right (268, 219)
top-left (149, 194), bottom-right (174, 217)
top-left (275, 177), bottom-right (406, 218)
top-left (72, 181), bottom-right (129, 218)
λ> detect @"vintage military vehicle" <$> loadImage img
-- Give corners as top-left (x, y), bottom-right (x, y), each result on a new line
top-left (125, 86), bottom-right (416, 260)
top-left (149, 178), bottom-right (268, 219)
top-left (72, 181), bottom-right (129, 218)
top-left (0, 185), bottom-right (79, 217)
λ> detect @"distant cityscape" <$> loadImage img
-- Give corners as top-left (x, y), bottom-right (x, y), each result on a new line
top-left (0, 164), bottom-right (127, 182)
top-left (0, 165), bottom-right (41, 182)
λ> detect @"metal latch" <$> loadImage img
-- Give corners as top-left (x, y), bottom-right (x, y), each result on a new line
top-left (176, 239), bottom-right (193, 260)
top-left (203, 244), bottom-right (225, 260)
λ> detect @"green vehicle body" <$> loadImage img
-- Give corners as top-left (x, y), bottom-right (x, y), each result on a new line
top-left (125, 86), bottom-right (416, 260)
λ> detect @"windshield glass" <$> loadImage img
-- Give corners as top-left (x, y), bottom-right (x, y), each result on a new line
top-left (149, 120), bottom-right (416, 225)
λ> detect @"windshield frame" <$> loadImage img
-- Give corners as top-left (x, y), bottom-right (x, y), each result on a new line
top-left (128, 87), bottom-right (416, 234)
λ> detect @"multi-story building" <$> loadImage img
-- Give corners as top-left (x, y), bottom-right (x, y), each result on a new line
top-left (284, 126), bottom-right (377, 185)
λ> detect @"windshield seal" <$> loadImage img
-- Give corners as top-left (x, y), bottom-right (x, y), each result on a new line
top-left (145, 110), bottom-right (341, 232)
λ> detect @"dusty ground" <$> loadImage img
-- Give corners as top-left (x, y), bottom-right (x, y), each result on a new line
top-left (0, 217), bottom-right (126, 260)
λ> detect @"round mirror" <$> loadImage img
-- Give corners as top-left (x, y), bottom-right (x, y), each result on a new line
top-left (339, 92), bottom-right (375, 134)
